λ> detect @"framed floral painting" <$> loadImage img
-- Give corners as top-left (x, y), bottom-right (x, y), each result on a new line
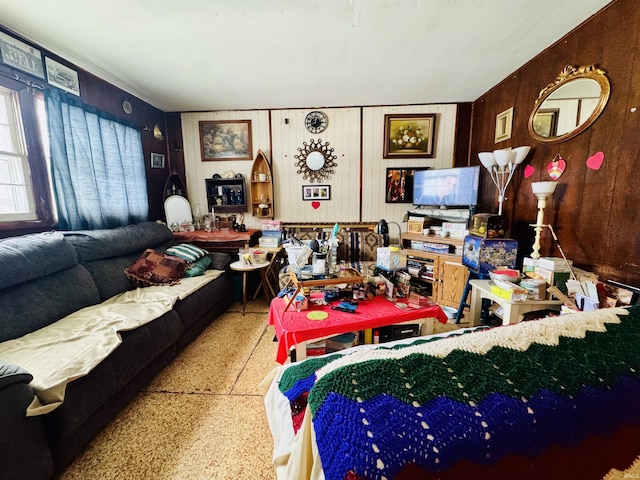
top-left (383, 114), bottom-right (436, 159)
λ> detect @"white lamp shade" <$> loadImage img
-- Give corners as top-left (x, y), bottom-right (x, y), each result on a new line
top-left (531, 181), bottom-right (557, 196)
top-left (494, 148), bottom-right (512, 167)
top-left (511, 146), bottom-right (531, 165)
top-left (478, 152), bottom-right (496, 169)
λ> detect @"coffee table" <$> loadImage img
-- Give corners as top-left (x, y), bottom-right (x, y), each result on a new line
top-left (267, 295), bottom-right (448, 363)
top-left (468, 279), bottom-right (563, 326)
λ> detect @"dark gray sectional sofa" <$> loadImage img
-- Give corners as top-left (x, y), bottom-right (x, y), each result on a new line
top-left (0, 222), bottom-right (234, 480)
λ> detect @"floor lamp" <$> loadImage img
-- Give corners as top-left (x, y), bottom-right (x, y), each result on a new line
top-left (478, 146), bottom-right (531, 216)
top-left (530, 181), bottom-right (557, 259)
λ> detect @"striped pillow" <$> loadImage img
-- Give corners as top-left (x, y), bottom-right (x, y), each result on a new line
top-left (165, 243), bottom-right (208, 264)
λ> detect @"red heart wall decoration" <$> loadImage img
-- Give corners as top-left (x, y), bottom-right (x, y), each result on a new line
top-left (586, 151), bottom-right (605, 170)
top-left (524, 165), bottom-right (535, 178)
top-left (311, 201), bottom-right (321, 209)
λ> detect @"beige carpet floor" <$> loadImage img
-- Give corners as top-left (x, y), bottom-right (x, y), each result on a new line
top-left (56, 297), bottom-right (639, 480)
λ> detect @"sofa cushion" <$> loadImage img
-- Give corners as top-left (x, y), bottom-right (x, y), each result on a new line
top-left (42, 310), bottom-right (182, 441)
top-left (0, 265), bottom-right (101, 343)
top-left (64, 222), bottom-right (175, 262)
top-left (125, 249), bottom-right (186, 287)
top-left (165, 243), bottom-right (209, 263)
top-left (183, 255), bottom-right (212, 277)
top-left (0, 231), bottom-right (78, 291)
top-left (0, 362), bottom-right (33, 390)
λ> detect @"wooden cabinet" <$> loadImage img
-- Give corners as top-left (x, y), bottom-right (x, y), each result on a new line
top-left (400, 232), bottom-right (467, 308)
top-left (250, 150), bottom-right (274, 219)
top-left (205, 177), bottom-right (247, 214)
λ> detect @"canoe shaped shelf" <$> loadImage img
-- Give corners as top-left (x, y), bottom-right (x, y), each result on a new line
top-left (250, 149), bottom-right (274, 219)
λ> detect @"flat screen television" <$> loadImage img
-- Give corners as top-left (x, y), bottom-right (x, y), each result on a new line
top-left (412, 166), bottom-right (480, 207)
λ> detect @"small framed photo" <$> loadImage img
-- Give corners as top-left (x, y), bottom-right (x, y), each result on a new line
top-left (45, 57), bottom-right (80, 96)
top-left (302, 184), bottom-right (331, 201)
top-left (383, 114), bottom-right (436, 159)
top-left (0, 31), bottom-right (45, 79)
top-left (199, 120), bottom-right (253, 161)
top-left (385, 168), bottom-right (415, 203)
top-left (495, 107), bottom-right (513, 143)
top-left (150, 153), bottom-right (165, 169)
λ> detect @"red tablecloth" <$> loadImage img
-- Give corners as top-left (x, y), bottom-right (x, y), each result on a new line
top-left (267, 295), bottom-right (448, 364)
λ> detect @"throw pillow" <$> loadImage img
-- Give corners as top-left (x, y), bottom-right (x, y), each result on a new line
top-left (165, 243), bottom-right (209, 263)
top-left (183, 255), bottom-right (212, 277)
top-left (124, 249), bottom-right (186, 287)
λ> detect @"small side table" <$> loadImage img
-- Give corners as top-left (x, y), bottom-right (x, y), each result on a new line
top-left (468, 279), bottom-right (563, 326)
top-left (230, 260), bottom-right (270, 315)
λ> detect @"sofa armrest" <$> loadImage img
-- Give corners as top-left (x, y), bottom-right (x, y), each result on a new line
top-left (209, 252), bottom-right (232, 271)
top-left (0, 361), bottom-right (33, 391)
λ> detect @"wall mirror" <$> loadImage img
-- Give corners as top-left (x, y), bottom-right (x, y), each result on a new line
top-left (294, 138), bottom-right (338, 183)
top-left (528, 64), bottom-right (610, 143)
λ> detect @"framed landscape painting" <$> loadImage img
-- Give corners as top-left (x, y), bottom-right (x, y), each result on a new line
top-left (199, 120), bottom-right (253, 161)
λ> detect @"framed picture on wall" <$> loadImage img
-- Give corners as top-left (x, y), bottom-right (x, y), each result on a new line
top-left (302, 184), bottom-right (331, 201)
top-left (385, 168), bottom-right (415, 203)
top-left (150, 153), bottom-right (165, 169)
top-left (0, 31), bottom-right (45, 79)
top-left (383, 114), bottom-right (436, 159)
top-left (45, 57), bottom-right (80, 96)
top-left (199, 120), bottom-right (253, 161)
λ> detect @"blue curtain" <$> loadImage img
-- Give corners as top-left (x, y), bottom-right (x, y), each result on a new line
top-left (45, 89), bottom-right (149, 230)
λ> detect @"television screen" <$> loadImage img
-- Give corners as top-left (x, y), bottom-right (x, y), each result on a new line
top-left (412, 166), bottom-right (480, 207)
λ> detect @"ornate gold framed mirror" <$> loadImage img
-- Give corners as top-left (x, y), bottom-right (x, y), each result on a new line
top-left (528, 64), bottom-right (610, 143)
top-left (294, 138), bottom-right (338, 182)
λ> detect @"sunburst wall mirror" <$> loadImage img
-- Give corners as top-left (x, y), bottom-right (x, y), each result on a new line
top-left (294, 138), bottom-right (338, 182)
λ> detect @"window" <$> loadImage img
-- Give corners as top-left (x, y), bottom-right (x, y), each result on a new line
top-left (0, 85), bottom-right (36, 219)
top-left (0, 75), bottom-right (54, 231)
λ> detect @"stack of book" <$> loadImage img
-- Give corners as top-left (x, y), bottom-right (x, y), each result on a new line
top-left (259, 220), bottom-right (282, 248)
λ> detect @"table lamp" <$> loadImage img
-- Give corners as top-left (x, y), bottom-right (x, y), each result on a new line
top-left (530, 181), bottom-right (557, 259)
top-left (478, 146), bottom-right (531, 215)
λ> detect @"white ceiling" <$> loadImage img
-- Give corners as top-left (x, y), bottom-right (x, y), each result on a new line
top-left (0, 0), bottom-right (614, 112)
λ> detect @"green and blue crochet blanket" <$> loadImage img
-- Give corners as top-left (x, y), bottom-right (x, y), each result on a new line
top-left (278, 306), bottom-right (640, 480)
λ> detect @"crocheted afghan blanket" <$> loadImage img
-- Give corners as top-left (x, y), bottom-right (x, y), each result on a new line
top-left (276, 306), bottom-right (640, 480)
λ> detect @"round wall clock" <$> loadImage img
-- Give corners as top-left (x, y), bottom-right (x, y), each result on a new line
top-left (305, 111), bottom-right (328, 134)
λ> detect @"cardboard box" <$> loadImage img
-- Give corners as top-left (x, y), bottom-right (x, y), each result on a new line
top-left (532, 266), bottom-right (571, 294)
top-left (442, 222), bottom-right (467, 239)
top-left (376, 247), bottom-right (407, 270)
top-left (462, 235), bottom-right (518, 274)
top-left (261, 220), bottom-right (282, 231)
top-left (407, 220), bottom-right (426, 233)
top-left (537, 256), bottom-right (573, 272)
top-left (469, 214), bottom-right (506, 238)
top-left (491, 284), bottom-right (528, 302)
top-left (520, 278), bottom-right (547, 300)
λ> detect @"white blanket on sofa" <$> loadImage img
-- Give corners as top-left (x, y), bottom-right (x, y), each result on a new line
top-left (0, 270), bottom-right (222, 416)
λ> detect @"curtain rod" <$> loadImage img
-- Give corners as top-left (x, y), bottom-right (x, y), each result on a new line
top-left (0, 69), bottom-right (45, 90)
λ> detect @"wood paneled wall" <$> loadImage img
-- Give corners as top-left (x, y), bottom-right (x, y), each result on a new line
top-left (471, 0), bottom-right (639, 286)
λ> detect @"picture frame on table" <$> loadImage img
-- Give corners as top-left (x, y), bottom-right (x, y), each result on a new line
top-left (199, 120), bottom-right (253, 161)
top-left (302, 184), bottom-right (331, 201)
top-left (0, 31), bottom-right (45, 79)
top-left (385, 168), bottom-right (415, 203)
top-left (383, 113), bottom-right (436, 159)
top-left (150, 153), bottom-right (165, 169)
